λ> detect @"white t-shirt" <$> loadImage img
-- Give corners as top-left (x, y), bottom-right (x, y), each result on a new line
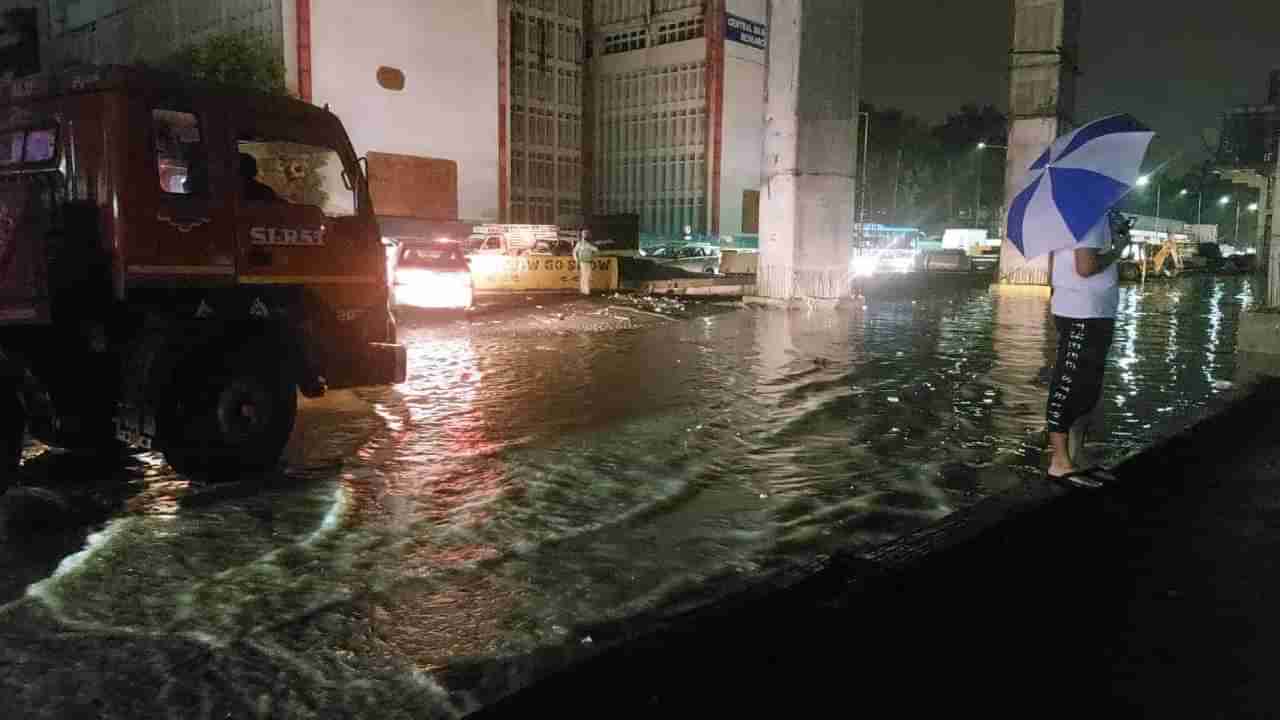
top-left (574, 240), bottom-right (597, 264)
top-left (1050, 217), bottom-right (1119, 319)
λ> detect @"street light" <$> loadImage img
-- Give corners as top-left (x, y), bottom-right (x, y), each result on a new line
top-left (858, 111), bottom-right (870, 231)
top-left (1219, 195), bottom-right (1257, 246)
top-left (1246, 202), bottom-right (1260, 248)
top-left (1137, 174), bottom-right (1162, 235)
top-left (1180, 188), bottom-right (1203, 225)
top-left (975, 142), bottom-right (1007, 231)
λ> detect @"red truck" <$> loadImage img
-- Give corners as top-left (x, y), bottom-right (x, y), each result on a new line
top-left (0, 65), bottom-right (406, 488)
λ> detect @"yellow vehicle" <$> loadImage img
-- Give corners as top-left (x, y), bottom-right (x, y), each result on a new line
top-left (1119, 237), bottom-right (1183, 281)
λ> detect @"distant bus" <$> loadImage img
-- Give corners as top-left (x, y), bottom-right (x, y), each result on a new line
top-left (852, 224), bottom-right (928, 275)
top-left (855, 224), bottom-right (928, 251)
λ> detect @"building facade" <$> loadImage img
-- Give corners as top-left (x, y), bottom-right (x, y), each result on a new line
top-left (0, 0), bottom-right (768, 237)
top-left (307, 0), bottom-right (500, 224)
top-left (507, 0), bottom-right (585, 226)
top-left (589, 0), bottom-right (765, 239)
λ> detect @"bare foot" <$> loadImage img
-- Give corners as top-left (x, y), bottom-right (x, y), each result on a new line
top-left (1047, 460), bottom-right (1077, 478)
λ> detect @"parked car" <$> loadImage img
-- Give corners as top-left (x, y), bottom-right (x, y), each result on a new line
top-left (640, 244), bottom-right (680, 259)
top-left (464, 232), bottom-right (507, 256)
top-left (529, 238), bottom-right (575, 256)
top-left (393, 240), bottom-right (473, 311)
top-left (654, 243), bottom-right (722, 274)
top-left (916, 248), bottom-right (973, 273)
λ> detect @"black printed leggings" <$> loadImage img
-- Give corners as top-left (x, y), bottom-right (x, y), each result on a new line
top-left (1046, 315), bottom-right (1115, 434)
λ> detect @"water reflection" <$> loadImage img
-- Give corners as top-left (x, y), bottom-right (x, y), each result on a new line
top-left (0, 276), bottom-right (1257, 716)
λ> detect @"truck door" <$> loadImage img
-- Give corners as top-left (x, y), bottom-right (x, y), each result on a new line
top-left (129, 101), bottom-right (237, 283)
top-left (232, 128), bottom-right (380, 286)
top-left (0, 125), bottom-right (59, 324)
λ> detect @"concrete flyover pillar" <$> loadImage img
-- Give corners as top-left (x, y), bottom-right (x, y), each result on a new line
top-left (997, 0), bottom-right (1081, 286)
top-left (757, 0), bottom-right (861, 301)
top-left (1267, 158), bottom-right (1280, 307)
top-left (1233, 154), bottom-right (1280, 381)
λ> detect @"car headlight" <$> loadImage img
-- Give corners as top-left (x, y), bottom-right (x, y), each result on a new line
top-left (851, 255), bottom-right (879, 277)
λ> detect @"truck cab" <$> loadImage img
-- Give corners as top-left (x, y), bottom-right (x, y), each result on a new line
top-left (0, 66), bottom-right (406, 485)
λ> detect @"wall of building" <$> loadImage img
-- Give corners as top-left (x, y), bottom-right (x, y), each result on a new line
top-left (718, 0), bottom-right (765, 237)
top-left (310, 0), bottom-right (499, 223)
top-left (507, 0), bottom-right (584, 227)
top-left (592, 0), bottom-right (707, 238)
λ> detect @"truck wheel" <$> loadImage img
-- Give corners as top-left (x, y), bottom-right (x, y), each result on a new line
top-left (1119, 263), bottom-right (1140, 282)
top-left (0, 386), bottom-right (23, 494)
top-left (163, 349), bottom-right (297, 475)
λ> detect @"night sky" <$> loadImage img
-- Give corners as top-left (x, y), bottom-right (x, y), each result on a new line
top-left (862, 0), bottom-right (1280, 169)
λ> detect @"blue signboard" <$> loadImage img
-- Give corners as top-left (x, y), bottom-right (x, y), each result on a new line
top-left (726, 13), bottom-right (767, 50)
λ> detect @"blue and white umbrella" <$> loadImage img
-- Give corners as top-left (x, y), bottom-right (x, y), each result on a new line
top-left (1007, 114), bottom-right (1155, 259)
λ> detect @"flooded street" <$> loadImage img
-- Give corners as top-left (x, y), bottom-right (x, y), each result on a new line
top-left (0, 276), bottom-right (1255, 718)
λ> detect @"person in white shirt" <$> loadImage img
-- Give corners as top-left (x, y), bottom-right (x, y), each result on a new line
top-left (1045, 210), bottom-right (1132, 489)
top-left (574, 231), bottom-right (599, 296)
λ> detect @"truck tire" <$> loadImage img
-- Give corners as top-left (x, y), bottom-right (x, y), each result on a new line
top-left (1119, 263), bottom-right (1140, 282)
top-left (162, 346), bottom-right (297, 476)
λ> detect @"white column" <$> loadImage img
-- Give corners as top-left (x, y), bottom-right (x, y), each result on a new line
top-left (998, 0), bottom-right (1081, 286)
top-left (757, 0), bottom-right (860, 300)
top-left (1268, 162), bottom-right (1280, 307)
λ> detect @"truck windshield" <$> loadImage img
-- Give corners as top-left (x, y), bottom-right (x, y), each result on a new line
top-left (238, 140), bottom-right (356, 218)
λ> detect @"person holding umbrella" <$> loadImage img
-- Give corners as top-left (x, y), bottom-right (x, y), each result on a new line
top-left (1005, 115), bottom-right (1155, 489)
top-left (1043, 210), bottom-right (1135, 488)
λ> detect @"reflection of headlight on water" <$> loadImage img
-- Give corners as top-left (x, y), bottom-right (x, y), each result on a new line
top-left (394, 269), bottom-right (473, 309)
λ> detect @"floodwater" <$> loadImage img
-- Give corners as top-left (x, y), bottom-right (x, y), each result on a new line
top-left (0, 275), bottom-right (1255, 718)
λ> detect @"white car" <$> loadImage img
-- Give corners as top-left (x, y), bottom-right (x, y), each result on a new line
top-left (392, 241), bottom-right (474, 311)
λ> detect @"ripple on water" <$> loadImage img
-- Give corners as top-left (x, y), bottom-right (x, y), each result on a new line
top-left (1, 277), bottom-right (1253, 715)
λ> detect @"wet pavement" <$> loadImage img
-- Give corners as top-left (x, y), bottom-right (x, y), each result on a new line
top-left (0, 276), bottom-right (1257, 717)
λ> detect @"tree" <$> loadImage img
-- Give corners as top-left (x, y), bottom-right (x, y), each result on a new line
top-left (931, 105), bottom-right (1008, 231)
top-left (856, 103), bottom-right (1010, 233)
top-left (171, 30), bottom-right (286, 96)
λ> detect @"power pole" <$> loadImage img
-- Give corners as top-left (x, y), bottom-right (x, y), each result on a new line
top-left (891, 147), bottom-right (903, 222)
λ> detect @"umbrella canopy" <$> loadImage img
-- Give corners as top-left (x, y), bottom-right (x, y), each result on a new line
top-left (1007, 114), bottom-right (1155, 259)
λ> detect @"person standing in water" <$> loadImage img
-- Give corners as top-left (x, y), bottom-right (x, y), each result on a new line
top-left (574, 230), bottom-right (599, 296)
top-left (1045, 210), bottom-right (1132, 489)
